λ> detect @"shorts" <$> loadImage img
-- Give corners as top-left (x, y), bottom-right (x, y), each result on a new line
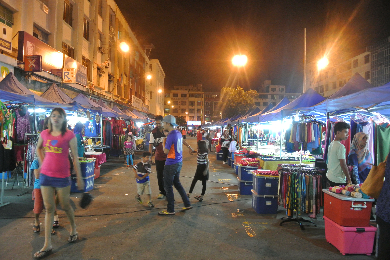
top-left (137, 181), bottom-right (151, 195)
top-left (40, 173), bottom-right (71, 188)
top-left (32, 189), bottom-right (44, 214)
top-left (182, 135), bottom-right (186, 139)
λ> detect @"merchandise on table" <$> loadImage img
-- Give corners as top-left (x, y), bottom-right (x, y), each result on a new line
top-left (323, 189), bottom-right (373, 227)
top-left (251, 189), bottom-right (278, 214)
top-left (328, 184), bottom-right (370, 199)
top-left (324, 216), bottom-right (376, 255)
top-left (236, 157), bottom-right (260, 167)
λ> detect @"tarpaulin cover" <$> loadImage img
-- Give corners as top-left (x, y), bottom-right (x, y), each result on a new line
top-left (72, 93), bottom-right (104, 113)
top-left (0, 72), bottom-right (67, 106)
top-left (258, 88), bottom-right (325, 122)
top-left (112, 105), bottom-right (132, 119)
top-left (0, 89), bottom-right (34, 103)
top-left (41, 84), bottom-right (74, 104)
top-left (244, 102), bottom-right (275, 123)
top-left (268, 97), bottom-right (290, 112)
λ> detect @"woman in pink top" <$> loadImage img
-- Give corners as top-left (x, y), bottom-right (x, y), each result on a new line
top-left (34, 108), bottom-right (84, 259)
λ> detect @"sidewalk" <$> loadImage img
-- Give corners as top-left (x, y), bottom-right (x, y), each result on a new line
top-left (0, 137), bottom-right (374, 259)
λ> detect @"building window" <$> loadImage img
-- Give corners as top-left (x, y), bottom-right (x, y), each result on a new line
top-left (98, 0), bottom-right (102, 17)
top-left (353, 59), bottom-right (358, 68)
top-left (173, 101), bottom-right (178, 105)
top-left (189, 109), bottom-right (195, 113)
top-left (173, 93), bottom-right (178, 97)
top-left (271, 88), bottom-right (276, 92)
top-left (62, 42), bottom-right (75, 59)
top-left (33, 25), bottom-right (49, 44)
top-left (205, 102), bottom-right (209, 106)
top-left (255, 102), bottom-right (260, 106)
top-left (259, 94), bottom-right (268, 99)
top-left (365, 71), bottom-right (371, 80)
top-left (364, 54), bottom-right (370, 64)
top-left (333, 82), bottom-right (337, 89)
top-left (197, 109), bottom-right (201, 113)
top-left (339, 80), bottom-right (343, 87)
top-left (82, 56), bottom-right (92, 81)
top-left (197, 100), bottom-right (201, 106)
top-left (0, 4), bottom-right (14, 27)
top-left (83, 18), bottom-right (89, 41)
top-left (181, 109), bottom-right (186, 113)
top-left (181, 94), bottom-right (187, 97)
top-left (164, 108), bottom-right (170, 113)
top-left (173, 109), bottom-right (178, 113)
top-left (63, 0), bottom-right (73, 27)
top-left (181, 101), bottom-right (186, 106)
top-left (150, 91), bottom-right (152, 100)
top-left (325, 84), bottom-right (329, 91)
top-left (263, 102), bottom-right (268, 106)
top-left (189, 101), bottom-right (195, 106)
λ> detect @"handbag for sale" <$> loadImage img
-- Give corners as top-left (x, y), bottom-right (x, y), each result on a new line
top-left (361, 158), bottom-right (387, 199)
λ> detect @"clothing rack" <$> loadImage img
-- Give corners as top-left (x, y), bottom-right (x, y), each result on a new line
top-left (278, 164), bottom-right (321, 230)
top-left (20, 133), bottom-right (39, 193)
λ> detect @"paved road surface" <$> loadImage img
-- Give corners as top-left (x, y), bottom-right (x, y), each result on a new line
top-left (0, 137), bottom-right (375, 259)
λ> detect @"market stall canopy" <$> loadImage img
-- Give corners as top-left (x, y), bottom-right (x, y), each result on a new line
top-left (238, 107), bottom-right (262, 121)
top-left (72, 93), bottom-right (103, 113)
top-left (258, 88), bottom-right (325, 122)
top-left (131, 109), bottom-right (147, 120)
top-left (97, 99), bottom-right (125, 118)
top-left (243, 102), bottom-right (275, 123)
top-left (298, 73), bottom-right (376, 115)
top-left (112, 105), bottom-right (132, 119)
top-left (41, 84), bottom-right (74, 104)
top-left (268, 97), bottom-right (290, 112)
top-left (0, 72), bottom-right (63, 106)
top-left (0, 89), bottom-right (35, 103)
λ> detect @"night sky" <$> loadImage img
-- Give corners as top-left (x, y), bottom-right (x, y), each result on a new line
top-left (116, 0), bottom-right (390, 93)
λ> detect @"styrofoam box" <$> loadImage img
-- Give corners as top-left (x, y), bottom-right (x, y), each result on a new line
top-left (323, 190), bottom-right (374, 227)
top-left (324, 216), bottom-right (376, 255)
top-left (216, 153), bottom-right (223, 160)
top-left (237, 176), bottom-right (252, 195)
top-left (238, 166), bottom-right (258, 181)
top-left (71, 175), bottom-right (94, 193)
top-left (251, 189), bottom-right (278, 214)
top-left (253, 174), bottom-right (279, 195)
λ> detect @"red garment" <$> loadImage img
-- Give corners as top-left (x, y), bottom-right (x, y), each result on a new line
top-left (197, 130), bottom-right (202, 142)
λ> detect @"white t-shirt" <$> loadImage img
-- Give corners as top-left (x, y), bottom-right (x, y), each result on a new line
top-left (326, 140), bottom-right (346, 183)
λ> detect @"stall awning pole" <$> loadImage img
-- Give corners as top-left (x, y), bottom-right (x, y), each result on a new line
top-left (100, 113), bottom-right (103, 145)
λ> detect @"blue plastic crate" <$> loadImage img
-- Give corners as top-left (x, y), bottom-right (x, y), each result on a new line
top-left (238, 166), bottom-right (258, 181)
top-left (238, 176), bottom-right (252, 195)
top-left (71, 175), bottom-right (94, 193)
top-left (252, 190), bottom-right (278, 214)
top-left (0, 171), bottom-right (11, 179)
top-left (216, 153), bottom-right (223, 161)
top-left (253, 175), bottom-right (279, 195)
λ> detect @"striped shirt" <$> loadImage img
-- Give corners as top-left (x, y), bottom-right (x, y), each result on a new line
top-left (197, 153), bottom-right (208, 164)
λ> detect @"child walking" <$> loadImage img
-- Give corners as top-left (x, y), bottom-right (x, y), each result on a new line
top-left (133, 151), bottom-right (154, 208)
top-left (188, 140), bottom-right (209, 202)
top-left (124, 134), bottom-right (135, 167)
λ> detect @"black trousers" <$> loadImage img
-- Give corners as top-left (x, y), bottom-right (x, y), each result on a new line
top-left (155, 160), bottom-right (166, 196)
top-left (221, 147), bottom-right (229, 162)
top-left (189, 178), bottom-right (207, 195)
top-left (377, 216), bottom-right (390, 259)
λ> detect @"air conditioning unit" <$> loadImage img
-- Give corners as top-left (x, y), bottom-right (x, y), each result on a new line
top-left (98, 47), bottom-right (104, 53)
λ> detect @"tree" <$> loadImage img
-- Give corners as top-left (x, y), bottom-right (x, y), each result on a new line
top-left (219, 86), bottom-right (257, 119)
top-left (176, 116), bottom-right (187, 126)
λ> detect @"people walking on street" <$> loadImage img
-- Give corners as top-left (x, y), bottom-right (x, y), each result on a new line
top-left (124, 134), bottom-right (135, 167)
top-left (34, 108), bottom-right (84, 259)
top-left (181, 127), bottom-right (187, 140)
top-left (133, 151), bottom-right (154, 208)
top-left (159, 115), bottom-right (193, 215)
top-left (149, 116), bottom-right (168, 199)
top-left (188, 140), bottom-right (209, 202)
top-left (221, 131), bottom-right (231, 164)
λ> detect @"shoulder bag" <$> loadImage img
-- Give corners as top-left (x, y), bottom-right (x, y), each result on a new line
top-left (360, 157), bottom-right (387, 199)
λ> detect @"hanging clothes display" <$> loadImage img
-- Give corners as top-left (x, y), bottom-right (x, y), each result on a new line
top-left (375, 124), bottom-right (390, 165)
top-left (15, 107), bottom-right (31, 143)
top-left (284, 121), bottom-right (324, 154)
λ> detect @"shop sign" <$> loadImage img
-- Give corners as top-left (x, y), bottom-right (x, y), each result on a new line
top-left (0, 65), bottom-right (10, 79)
top-left (64, 55), bottom-right (87, 86)
top-left (18, 31), bottom-right (63, 73)
top-left (63, 68), bottom-right (76, 83)
top-left (187, 121), bottom-right (201, 126)
top-left (131, 95), bottom-right (142, 110)
top-left (0, 37), bottom-right (11, 51)
top-left (24, 55), bottom-right (42, 72)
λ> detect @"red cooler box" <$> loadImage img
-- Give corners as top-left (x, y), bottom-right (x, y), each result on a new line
top-left (324, 216), bottom-right (376, 255)
top-left (234, 153), bottom-right (245, 164)
top-left (323, 189), bottom-right (374, 227)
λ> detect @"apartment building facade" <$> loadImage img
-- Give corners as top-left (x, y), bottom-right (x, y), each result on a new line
top-left (254, 80), bottom-right (300, 110)
top-left (164, 84), bottom-right (204, 124)
top-left (145, 59), bottom-right (165, 116)
top-left (204, 92), bottom-right (221, 123)
top-left (368, 36), bottom-right (390, 87)
top-left (0, 0), bottom-right (154, 113)
top-left (305, 51), bottom-right (371, 97)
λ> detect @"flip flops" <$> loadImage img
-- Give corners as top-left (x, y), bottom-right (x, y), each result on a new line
top-left (33, 248), bottom-right (52, 259)
top-left (33, 225), bottom-right (40, 233)
top-left (68, 233), bottom-right (78, 243)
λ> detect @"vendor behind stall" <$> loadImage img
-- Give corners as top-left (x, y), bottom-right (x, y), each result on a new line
top-left (74, 122), bottom-right (85, 158)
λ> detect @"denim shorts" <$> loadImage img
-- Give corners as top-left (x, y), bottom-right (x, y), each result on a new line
top-left (40, 173), bottom-right (71, 188)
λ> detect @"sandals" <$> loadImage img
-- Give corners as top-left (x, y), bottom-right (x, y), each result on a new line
top-left (33, 225), bottom-right (40, 233)
top-left (33, 248), bottom-right (53, 259)
top-left (195, 196), bottom-right (203, 202)
top-left (68, 233), bottom-right (78, 243)
top-left (53, 220), bottom-right (59, 228)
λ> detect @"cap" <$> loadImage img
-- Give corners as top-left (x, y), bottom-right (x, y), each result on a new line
top-left (162, 115), bottom-right (178, 127)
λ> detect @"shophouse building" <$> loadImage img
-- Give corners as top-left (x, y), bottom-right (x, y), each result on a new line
top-left (204, 92), bottom-right (221, 123)
top-left (164, 84), bottom-right (204, 125)
top-left (0, 0), bottom-right (154, 113)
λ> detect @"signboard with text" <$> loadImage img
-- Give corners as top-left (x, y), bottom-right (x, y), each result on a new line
top-left (24, 55), bottom-right (42, 72)
top-left (63, 68), bottom-right (76, 83)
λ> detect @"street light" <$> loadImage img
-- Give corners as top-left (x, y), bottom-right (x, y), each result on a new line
top-left (146, 74), bottom-right (152, 80)
top-left (317, 56), bottom-right (329, 71)
top-left (158, 89), bottom-right (162, 93)
top-left (232, 55), bottom-right (248, 67)
top-left (119, 42), bottom-right (130, 52)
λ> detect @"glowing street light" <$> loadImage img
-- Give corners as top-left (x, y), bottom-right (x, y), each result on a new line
top-left (317, 56), bottom-right (329, 71)
top-left (146, 74), bottom-right (152, 80)
top-left (232, 55), bottom-right (248, 67)
top-left (167, 101), bottom-right (171, 104)
top-left (158, 89), bottom-right (162, 93)
top-left (119, 42), bottom-right (130, 52)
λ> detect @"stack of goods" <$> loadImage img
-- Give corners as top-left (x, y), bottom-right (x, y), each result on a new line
top-left (328, 185), bottom-right (371, 199)
top-left (251, 170), bottom-right (279, 214)
top-left (323, 189), bottom-right (376, 255)
top-left (236, 158), bottom-right (260, 195)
